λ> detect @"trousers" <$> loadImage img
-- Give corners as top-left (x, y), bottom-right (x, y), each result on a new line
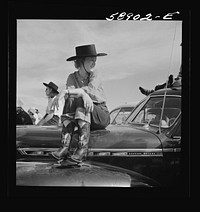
top-left (43, 115), bottom-right (59, 126)
top-left (61, 97), bottom-right (110, 130)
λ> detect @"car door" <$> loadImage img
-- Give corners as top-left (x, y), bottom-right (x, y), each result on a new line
top-left (159, 116), bottom-right (181, 186)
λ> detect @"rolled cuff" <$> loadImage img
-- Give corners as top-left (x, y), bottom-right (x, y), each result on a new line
top-left (75, 107), bottom-right (91, 123)
top-left (61, 108), bottom-right (91, 123)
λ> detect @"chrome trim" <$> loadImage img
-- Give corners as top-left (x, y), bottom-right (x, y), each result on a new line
top-left (88, 148), bottom-right (163, 157)
top-left (150, 94), bottom-right (181, 98)
top-left (17, 147), bottom-right (58, 155)
top-left (162, 148), bottom-right (181, 153)
top-left (173, 148), bottom-right (181, 152)
top-left (172, 136), bottom-right (181, 139)
top-left (16, 161), bottom-right (50, 165)
top-left (89, 148), bottom-right (162, 152)
top-left (17, 147), bottom-right (180, 157)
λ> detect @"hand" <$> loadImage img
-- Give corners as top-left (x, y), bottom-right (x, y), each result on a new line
top-left (36, 119), bottom-right (44, 126)
top-left (82, 92), bottom-right (94, 112)
top-left (52, 91), bottom-right (65, 110)
top-left (36, 121), bottom-right (43, 126)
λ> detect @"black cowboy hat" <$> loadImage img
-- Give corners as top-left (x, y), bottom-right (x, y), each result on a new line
top-left (43, 81), bottom-right (59, 94)
top-left (66, 44), bottom-right (107, 61)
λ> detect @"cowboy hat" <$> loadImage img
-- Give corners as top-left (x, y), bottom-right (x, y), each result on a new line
top-left (43, 81), bottom-right (59, 94)
top-left (66, 44), bottom-right (107, 61)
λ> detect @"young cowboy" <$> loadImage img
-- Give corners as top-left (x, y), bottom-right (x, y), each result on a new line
top-left (37, 81), bottom-right (64, 126)
top-left (49, 44), bottom-right (110, 163)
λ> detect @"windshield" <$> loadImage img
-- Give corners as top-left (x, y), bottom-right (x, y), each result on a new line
top-left (110, 107), bottom-right (134, 125)
top-left (129, 96), bottom-right (181, 128)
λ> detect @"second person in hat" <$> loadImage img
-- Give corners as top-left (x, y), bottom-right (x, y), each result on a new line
top-left (37, 81), bottom-right (64, 126)
top-left (49, 44), bottom-right (110, 163)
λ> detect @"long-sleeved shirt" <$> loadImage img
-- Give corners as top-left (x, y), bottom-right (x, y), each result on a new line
top-left (66, 70), bottom-right (107, 103)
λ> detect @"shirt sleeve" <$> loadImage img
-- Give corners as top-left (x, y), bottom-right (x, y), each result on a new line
top-left (46, 98), bottom-right (51, 114)
top-left (66, 71), bottom-right (107, 103)
top-left (81, 70), bottom-right (107, 103)
top-left (66, 73), bottom-right (76, 89)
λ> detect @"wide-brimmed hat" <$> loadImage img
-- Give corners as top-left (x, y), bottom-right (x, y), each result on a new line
top-left (66, 44), bottom-right (107, 61)
top-left (43, 81), bottom-right (59, 94)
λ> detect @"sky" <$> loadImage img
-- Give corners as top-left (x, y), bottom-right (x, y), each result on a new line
top-left (17, 20), bottom-right (182, 115)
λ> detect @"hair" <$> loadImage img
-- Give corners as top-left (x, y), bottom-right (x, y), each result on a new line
top-left (74, 58), bottom-right (85, 69)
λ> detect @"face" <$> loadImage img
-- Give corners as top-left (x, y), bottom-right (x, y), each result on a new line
top-left (83, 57), bottom-right (97, 73)
top-left (45, 86), bottom-right (51, 97)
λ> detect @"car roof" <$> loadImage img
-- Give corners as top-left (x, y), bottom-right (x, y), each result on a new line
top-left (111, 103), bottom-right (137, 111)
top-left (150, 87), bottom-right (181, 97)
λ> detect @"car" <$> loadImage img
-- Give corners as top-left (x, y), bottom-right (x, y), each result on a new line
top-left (109, 103), bottom-right (137, 125)
top-left (16, 106), bottom-right (33, 125)
top-left (16, 158), bottom-right (160, 187)
top-left (16, 87), bottom-right (181, 186)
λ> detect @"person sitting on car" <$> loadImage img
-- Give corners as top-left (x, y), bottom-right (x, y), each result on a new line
top-left (35, 108), bottom-right (43, 123)
top-left (139, 65), bottom-right (182, 96)
top-left (28, 107), bottom-right (42, 125)
top-left (37, 81), bottom-right (64, 126)
top-left (49, 44), bottom-right (110, 164)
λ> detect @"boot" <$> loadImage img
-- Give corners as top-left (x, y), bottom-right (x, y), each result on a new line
top-left (68, 122), bottom-right (90, 163)
top-left (167, 74), bottom-right (174, 87)
top-left (49, 121), bottom-right (76, 160)
top-left (139, 86), bottom-right (154, 96)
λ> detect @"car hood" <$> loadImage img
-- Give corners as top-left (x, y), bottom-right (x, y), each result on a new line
top-left (16, 125), bottom-right (62, 148)
top-left (16, 124), bottom-right (161, 149)
top-left (16, 160), bottom-right (160, 187)
top-left (89, 124), bottom-right (161, 149)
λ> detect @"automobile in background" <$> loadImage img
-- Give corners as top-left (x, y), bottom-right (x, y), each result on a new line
top-left (16, 87), bottom-right (181, 186)
top-left (16, 159), bottom-right (160, 187)
top-left (16, 106), bottom-right (33, 125)
top-left (109, 103), bottom-right (137, 125)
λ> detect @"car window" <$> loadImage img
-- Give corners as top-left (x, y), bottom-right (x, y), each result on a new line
top-left (115, 108), bottom-right (133, 124)
top-left (110, 108), bottom-right (120, 124)
top-left (131, 97), bottom-right (181, 128)
top-left (126, 98), bottom-right (147, 123)
top-left (171, 119), bottom-right (181, 137)
top-left (110, 107), bottom-right (134, 125)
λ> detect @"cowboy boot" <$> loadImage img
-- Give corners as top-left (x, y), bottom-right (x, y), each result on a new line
top-left (139, 86), bottom-right (154, 96)
top-left (167, 74), bottom-right (174, 87)
top-left (49, 121), bottom-right (76, 160)
top-left (68, 122), bottom-right (90, 163)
